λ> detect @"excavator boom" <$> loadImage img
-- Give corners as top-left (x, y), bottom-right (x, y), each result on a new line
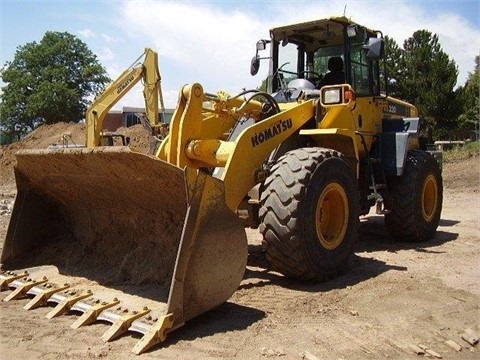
top-left (86, 47), bottom-right (165, 147)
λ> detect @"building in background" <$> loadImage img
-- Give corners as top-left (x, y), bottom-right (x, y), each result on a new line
top-left (103, 107), bottom-right (174, 132)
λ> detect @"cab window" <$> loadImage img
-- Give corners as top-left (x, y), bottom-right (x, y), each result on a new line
top-left (350, 28), bottom-right (379, 96)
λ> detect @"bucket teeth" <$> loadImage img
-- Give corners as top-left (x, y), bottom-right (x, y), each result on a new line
top-left (0, 271), bottom-right (175, 355)
top-left (70, 298), bottom-right (120, 329)
top-left (0, 271), bottom-right (29, 291)
top-left (100, 306), bottom-right (151, 342)
top-left (3, 276), bottom-right (48, 302)
top-left (24, 283), bottom-right (70, 310)
top-left (131, 313), bottom-right (174, 355)
top-left (45, 289), bottom-right (93, 319)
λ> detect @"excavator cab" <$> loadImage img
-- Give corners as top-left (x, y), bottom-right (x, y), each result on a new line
top-left (99, 133), bottom-right (130, 146)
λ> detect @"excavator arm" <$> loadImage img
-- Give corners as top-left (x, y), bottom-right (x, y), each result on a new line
top-left (86, 47), bottom-right (165, 147)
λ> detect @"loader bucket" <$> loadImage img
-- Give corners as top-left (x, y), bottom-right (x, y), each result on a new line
top-left (1, 147), bottom-right (247, 353)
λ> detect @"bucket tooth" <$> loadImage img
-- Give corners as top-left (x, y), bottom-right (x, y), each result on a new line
top-left (45, 290), bottom-right (93, 319)
top-left (100, 306), bottom-right (151, 342)
top-left (131, 313), bottom-right (174, 355)
top-left (70, 298), bottom-right (121, 329)
top-left (0, 271), bottom-right (29, 291)
top-left (24, 283), bottom-right (70, 310)
top-left (3, 276), bottom-right (48, 302)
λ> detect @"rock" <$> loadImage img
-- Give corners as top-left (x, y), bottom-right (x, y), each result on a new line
top-left (301, 350), bottom-right (320, 360)
top-left (425, 348), bottom-right (442, 358)
top-left (444, 339), bottom-right (462, 352)
top-left (408, 344), bottom-right (425, 355)
top-left (461, 328), bottom-right (479, 346)
top-left (260, 347), bottom-right (285, 357)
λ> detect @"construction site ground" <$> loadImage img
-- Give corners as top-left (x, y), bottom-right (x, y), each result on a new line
top-left (0, 122), bottom-right (479, 359)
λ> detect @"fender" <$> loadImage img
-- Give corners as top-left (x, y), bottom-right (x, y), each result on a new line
top-left (378, 117), bottom-right (422, 176)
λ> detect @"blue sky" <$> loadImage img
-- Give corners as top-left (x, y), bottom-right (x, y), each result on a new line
top-left (1, 0), bottom-right (479, 109)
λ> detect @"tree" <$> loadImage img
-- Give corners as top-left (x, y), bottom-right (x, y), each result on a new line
top-left (382, 36), bottom-right (404, 97)
top-left (0, 31), bottom-right (111, 140)
top-left (456, 56), bottom-right (480, 139)
top-left (398, 30), bottom-right (458, 139)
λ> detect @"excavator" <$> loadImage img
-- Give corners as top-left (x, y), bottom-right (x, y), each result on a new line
top-left (88, 47), bottom-right (168, 147)
top-left (0, 17), bottom-right (443, 354)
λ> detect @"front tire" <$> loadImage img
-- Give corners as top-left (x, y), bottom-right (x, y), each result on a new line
top-left (385, 150), bottom-right (443, 242)
top-left (259, 147), bottom-right (359, 281)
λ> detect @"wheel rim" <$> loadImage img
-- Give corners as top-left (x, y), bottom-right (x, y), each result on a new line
top-left (422, 174), bottom-right (438, 222)
top-left (315, 182), bottom-right (349, 250)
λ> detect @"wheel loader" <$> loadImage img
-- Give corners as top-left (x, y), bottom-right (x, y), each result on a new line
top-left (0, 17), bottom-right (442, 354)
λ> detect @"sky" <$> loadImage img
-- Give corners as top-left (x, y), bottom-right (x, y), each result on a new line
top-left (1, 0), bottom-right (479, 110)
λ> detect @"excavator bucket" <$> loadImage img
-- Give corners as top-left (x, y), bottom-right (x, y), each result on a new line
top-left (1, 146), bottom-right (248, 354)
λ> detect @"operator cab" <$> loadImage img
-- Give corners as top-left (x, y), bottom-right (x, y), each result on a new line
top-left (251, 17), bottom-right (384, 101)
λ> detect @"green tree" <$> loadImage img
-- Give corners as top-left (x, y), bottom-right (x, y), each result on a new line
top-left (0, 31), bottom-right (110, 140)
top-left (456, 56), bottom-right (480, 139)
top-left (398, 30), bottom-right (458, 139)
top-left (382, 36), bottom-right (404, 97)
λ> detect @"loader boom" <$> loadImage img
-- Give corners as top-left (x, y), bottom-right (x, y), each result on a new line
top-left (86, 47), bottom-right (165, 147)
top-left (158, 83), bottom-right (316, 210)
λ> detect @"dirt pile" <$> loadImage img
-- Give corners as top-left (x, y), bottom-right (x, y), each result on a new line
top-left (0, 122), bottom-right (169, 285)
top-left (0, 122), bottom-right (156, 190)
top-left (443, 155), bottom-right (479, 192)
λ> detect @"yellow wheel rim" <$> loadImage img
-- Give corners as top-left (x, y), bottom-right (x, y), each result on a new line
top-left (422, 174), bottom-right (438, 222)
top-left (315, 183), bottom-right (349, 250)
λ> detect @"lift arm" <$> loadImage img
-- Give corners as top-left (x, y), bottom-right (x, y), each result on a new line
top-left (159, 83), bottom-right (316, 211)
top-left (86, 48), bottom-right (165, 147)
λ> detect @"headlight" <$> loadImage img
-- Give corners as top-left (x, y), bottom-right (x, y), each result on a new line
top-left (322, 88), bottom-right (341, 104)
top-left (320, 85), bottom-right (356, 107)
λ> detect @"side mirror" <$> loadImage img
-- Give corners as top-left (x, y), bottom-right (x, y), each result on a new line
top-left (251, 39), bottom-right (270, 76)
top-left (256, 40), bottom-right (267, 51)
top-left (250, 56), bottom-right (260, 76)
top-left (363, 37), bottom-right (385, 60)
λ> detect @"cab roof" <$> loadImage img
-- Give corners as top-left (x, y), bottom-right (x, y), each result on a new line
top-left (270, 17), bottom-right (378, 50)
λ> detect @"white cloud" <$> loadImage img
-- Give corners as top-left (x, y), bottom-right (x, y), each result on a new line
top-left (97, 47), bottom-right (115, 62)
top-left (117, 0), bottom-right (270, 95)
top-left (78, 29), bottom-right (96, 39)
top-left (101, 33), bottom-right (118, 43)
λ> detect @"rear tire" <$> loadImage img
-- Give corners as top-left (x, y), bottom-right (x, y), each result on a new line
top-left (259, 147), bottom-right (359, 281)
top-left (385, 150), bottom-right (443, 242)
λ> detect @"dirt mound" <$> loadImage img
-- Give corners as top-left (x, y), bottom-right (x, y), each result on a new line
top-left (443, 155), bottom-right (479, 192)
top-left (0, 122), bottom-right (156, 191)
top-left (115, 123), bottom-right (160, 154)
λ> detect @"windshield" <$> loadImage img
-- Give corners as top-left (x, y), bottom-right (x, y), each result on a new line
top-left (275, 43), bottom-right (344, 87)
top-left (276, 42), bottom-right (300, 87)
top-left (262, 19), bottom-right (382, 95)
top-left (313, 45), bottom-right (344, 75)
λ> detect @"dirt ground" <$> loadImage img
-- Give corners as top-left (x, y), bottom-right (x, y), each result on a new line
top-left (0, 123), bottom-right (479, 359)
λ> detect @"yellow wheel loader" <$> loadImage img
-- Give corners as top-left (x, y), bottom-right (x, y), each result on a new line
top-left (1, 17), bottom-right (442, 354)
